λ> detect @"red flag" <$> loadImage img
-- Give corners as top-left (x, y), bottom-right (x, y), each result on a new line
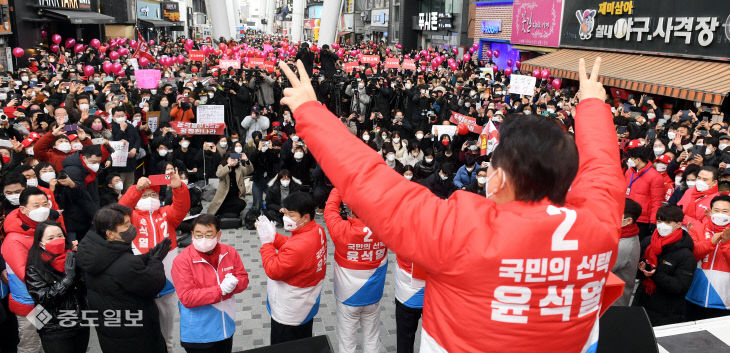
top-left (133, 30), bottom-right (157, 63)
top-left (480, 120), bottom-right (500, 156)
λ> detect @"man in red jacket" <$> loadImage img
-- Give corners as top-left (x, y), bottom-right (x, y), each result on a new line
top-left (625, 146), bottom-right (665, 239)
top-left (679, 166), bottom-right (719, 228)
top-left (33, 124), bottom-right (97, 172)
top-left (276, 58), bottom-right (624, 352)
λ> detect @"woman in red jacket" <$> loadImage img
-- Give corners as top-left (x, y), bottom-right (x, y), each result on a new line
top-left (625, 146), bottom-right (666, 239)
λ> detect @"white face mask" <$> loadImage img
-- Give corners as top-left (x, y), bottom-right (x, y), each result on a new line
top-left (79, 103), bottom-right (89, 111)
top-left (181, 141), bottom-right (190, 149)
top-left (362, 135), bottom-right (370, 141)
top-left (405, 83), bottom-right (412, 90)
top-left (655, 163), bottom-right (667, 173)
top-left (294, 151), bottom-right (304, 159)
top-left (477, 176), bottom-right (488, 185)
top-left (234, 147), bottom-right (243, 153)
top-left (280, 179), bottom-right (290, 187)
top-left (181, 179), bottom-right (188, 185)
top-left (424, 157), bottom-right (433, 164)
top-left (27, 207), bottom-right (51, 222)
top-left (26, 147), bottom-right (34, 156)
top-left (193, 237), bottom-right (217, 253)
top-left (40, 171), bottom-right (56, 183)
top-left (393, 138), bottom-right (401, 144)
top-left (485, 169), bottom-right (506, 199)
top-left (687, 180), bottom-right (697, 188)
top-left (158, 150), bottom-right (168, 157)
top-left (647, 113), bottom-right (656, 119)
top-left (706, 147), bottom-right (714, 155)
top-left (712, 213), bottom-right (730, 226)
top-left (667, 131), bottom-right (676, 140)
top-left (56, 142), bottom-right (72, 153)
top-left (720, 143), bottom-right (728, 151)
top-left (115, 117), bottom-right (126, 125)
top-left (291, 136), bottom-right (300, 142)
top-left (675, 176), bottom-right (682, 185)
top-left (656, 222), bottom-right (675, 237)
top-left (626, 158), bottom-right (636, 168)
top-left (136, 197), bottom-right (161, 212)
top-left (113, 181), bottom-right (124, 191)
top-left (283, 215), bottom-right (300, 231)
top-left (387, 154), bottom-right (396, 162)
top-left (72, 143), bottom-right (83, 150)
top-left (219, 142), bottom-right (228, 148)
top-left (416, 133), bottom-right (424, 140)
top-left (695, 180), bottom-right (711, 192)
top-left (26, 178), bottom-right (38, 188)
top-left (5, 193), bottom-right (19, 206)
top-left (358, 84), bottom-right (365, 90)
top-left (653, 147), bottom-right (665, 156)
top-left (439, 173), bottom-right (448, 181)
top-left (151, 89), bottom-right (157, 95)
top-left (404, 174), bottom-right (413, 181)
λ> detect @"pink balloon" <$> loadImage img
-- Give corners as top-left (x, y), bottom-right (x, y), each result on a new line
top-left (90, 38), bottom-right (100, 48)
top-left (74, 43), bottom-right (84, 53)
top-left (112, 62), bottom-right (122, 74)
top-left (515, 60), bottom-right (522, 69)
top-left (83, 65), bottom-right (95, 77)
top-left (485, 50), bottom-right (493, 58)
top-left (463, 53), bottom-right (471, 62)
top-left (449, 63), bottom-right (458, 71)
top-left (11, 47), bottom-right (24, 58)
top-left (493, 50), bottom-right (500, 58)
top-left (431, 60), bottom-right (439, 68)
top-left (552, 78), bottom-right (562, 90)
top-left (149, 40), bottom-right (155, 46)
top-left (468, 47), bottom-right (475, 54)
top-left (138, 57), bottom-right (149, 67)
top-left (52, 34), bottom-right (62, 44)
top-left (102, 61), bottom-right (113, 74)
top-left (332, 43), bottom-right (340, 50)
top-left (219, 43), bottom-right (227, 51)
top-left (64, 38), bottom-right (75, 49)
top-left (177, 55), bottom-right (185, 64)
top-left (414, 54), bottom-right (420, 61)
top-left (507, 59), bottom-right (513, 67)
top-left (532, 69), bottom-right (540, 77)
top-left (395, 43), bottom-right (402, 49)
top-left (451, 48), bottom-right (458, 55)
top-left (108, 51), bottom-right (119, 61)
top-left (492, 64), bottom-right (499, 72)
top-left (129, 40), bottom-right (137, 48)
top-left (185, 39), bottom-right (193, 48)
top-left (50, 44), bottom-right (60, 53)
top-left (41, 30), bottom-right (48, 39)
top-left (504, 68), bottom-right (512, 76)
top-left (118, 48), bottom-right (129, 56)
top-left (385, 48), bottom-right (391, 55)
top-left (541, 68), bottom-right (550, 79)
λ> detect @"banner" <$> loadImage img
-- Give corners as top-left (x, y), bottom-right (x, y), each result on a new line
top-left (402, 59), bottom-right (416, 71)
top-left (449, 112), bottom-right (483, 134)
top-left (189, 51), bottom-right (204, 61)
top-left (162, 1), bottom-right (180, 21)
top-left (360, 55), bottom-right (380, 65)
top-left (385, 58), bottom-right (400, 69)
top-left (171, 121), bottom-right (226, 135)
top-left (561, 0), bottom-right (730, 60)
top-left (509, 74), bottom-right (538, 96)
top-left (248, 58), bottom-right (265, 68)
top-left (219, 59), bottom-right (241, 70)
top-left (343, 62), bottom-right (359, 73)
top-left (132, 30), bottom-right (156, 64)
top-left (431, 125), bottom-right (458, 139)
top-left (480, 120), bottom-right (500, 156)
top-left (146, 111), bottom-right (160, 132)
top-left (263, 61), bottom-right (276, 73)
top-left (109, 140), bottom-right (129, 167)
top-left (196, 105), bottom-right (225, 124)
top-left (511, 0), bottom-right (564, 47)
top-left (134, 69), bottom-right (161, 89)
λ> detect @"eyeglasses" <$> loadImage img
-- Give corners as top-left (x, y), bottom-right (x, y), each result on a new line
top-left (141, 193), bottom-right (159, 199)
top-left (192, 232), bottom-right (217, 239)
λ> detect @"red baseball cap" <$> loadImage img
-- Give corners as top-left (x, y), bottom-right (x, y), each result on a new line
top-left (628, 139), bottom-right (644, 149)
top-left (655, 154), bottom-right (672, 164)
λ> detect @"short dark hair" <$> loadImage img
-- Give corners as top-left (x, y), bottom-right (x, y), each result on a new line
top-left (699, 166), bottom-right (718, 181)
top-left (656, 205), bottom-right (684, 223)
top-left (192, 214), bottom-right (220, 232)
top-left (624, 198), bottom-right (642, 224)
top-left (627, 147), bottom-right (651, 163)
top-left (81, 144), bottom-right (102, 158)
top-left (105, 173), bottom-right (121, 185)
top-left (111, 106), bottom-right (126, 115)
top-left (93, 204), bottom-right (132, 235)
top-left (76, 94), bottom-right (90, 103)
top-left (491, 114), bottom-right (578, 205)
top-left (282, 192), bottom-right (316, 219)
top-left (711, 194), bottom-right (730, 208)
top-left (20, 187), bottom-right (46, 207)
top-left (278, 169), bottom-right (291, 179)
top-left (4, 173), bottom-right (27, 188)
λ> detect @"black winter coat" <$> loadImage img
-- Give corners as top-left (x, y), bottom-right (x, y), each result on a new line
top-left (633, 231), bottom-right (695, 326)
top-left (265, 179), bottom-right (302, 212)
top-left (56, 153), bottom-right (100, 234)
top-left (76, 230), bottom-right (166, 353)
top-left (421, 173), bottom-right (456, 199)
top-left (25, 257), bottom-right (86, 333)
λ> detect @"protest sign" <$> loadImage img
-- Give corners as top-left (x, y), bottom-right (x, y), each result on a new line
top-left (263, 61), bottom-right (276, 73)
top-left (197, 105), bottom-right (225, 124)
top-left (509, 74), bottom-right (537, 96)
top-left (171, 122), bottom-right (226, 135)
top-left (343, 62), bottom-right (359, 73)
top-left (109, 140), bottom-right (129, 167)
top-left (189, 51), bottom-right (204, 61)
top-left (361, 55), bottom-right (380, 65)
top-left (248, 58), bottom-right (265, 68)
top-left (402, 59), bottom-right (416, 71)
top-left (385, 58), bottom-right (400, 69)
top-left (134, 69), bottom-right (161, 89)
top-left (449, 112), bottom-right (483, 134)
top-left (219, 59), bottom-right (241, 70)
top-left (431, 125), bottom-right (458, 139)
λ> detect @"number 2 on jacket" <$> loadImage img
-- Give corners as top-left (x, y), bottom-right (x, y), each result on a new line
top-left (546, 206), bottom-right (578, 251)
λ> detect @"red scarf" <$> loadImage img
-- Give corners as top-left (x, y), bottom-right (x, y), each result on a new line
top-left (80, 157), bottom-right (98, 186)
top-left (642, 228), bottom-right (683, 295)
top-left (621, 223), bottom-right (639, 239)
top-left (18, 211), bottom-right (39, 229)
top-left (692, 184), bottom-right (718, 200)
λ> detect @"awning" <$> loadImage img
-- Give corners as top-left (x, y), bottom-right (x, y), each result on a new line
top-left (521, 49), bottom-right (730, 105)
top-left (139, 19), bottom-right (177, 27)
top-left (41, 9), bottom-right (115, 24)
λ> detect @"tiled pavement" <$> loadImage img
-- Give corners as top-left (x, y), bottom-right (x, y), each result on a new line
top-left (86, 212), bottom-right (422, 353)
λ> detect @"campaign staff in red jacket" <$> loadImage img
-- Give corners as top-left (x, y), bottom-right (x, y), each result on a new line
top-left (679, 166), bottom-right (719, 228)
top-left (277, 58), bottom-right (624, 352)
top-left (172, 215), bottom-right (249, 353)
top-left (257, 192), bottom-right (327, 345)
top-left (625, 145), bottom-right (665, 239)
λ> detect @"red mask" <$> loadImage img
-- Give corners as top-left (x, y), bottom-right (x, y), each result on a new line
top-left (1, 154), bottom-right (9, 164)
top-left (43, 237), bottom-right (66, 255)
top-left (442, 140), bottom-right (449, 146)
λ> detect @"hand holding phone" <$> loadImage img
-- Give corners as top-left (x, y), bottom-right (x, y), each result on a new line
top-left (149, 174), bottom-right (172, 186)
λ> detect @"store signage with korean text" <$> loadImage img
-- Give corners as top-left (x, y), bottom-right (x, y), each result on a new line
top-left (418, 12), bottom-right (453, 31)
top-left (37, 0), bottom-right (91, 10)
top-left (162, 2), bottom-right (180, 21)
top-left (481, 20), bottom-right (502, 34)
top-left (561, 0), bottom-right (730, 59)
top-left (511, 0), bottom-right (564, 47)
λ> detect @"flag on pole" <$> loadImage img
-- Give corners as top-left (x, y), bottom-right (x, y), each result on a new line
top-left (133, 30), bottom-right (156, 63)
top-left (480, 120), bottom-right (500, 156)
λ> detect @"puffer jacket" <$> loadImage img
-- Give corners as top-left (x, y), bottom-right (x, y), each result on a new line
top-left (686, 220), bottom-right (730, 310)
top-left (25, 255), bottom-right (87, 333)
top-left (624, 162), bottom-right (665, 223)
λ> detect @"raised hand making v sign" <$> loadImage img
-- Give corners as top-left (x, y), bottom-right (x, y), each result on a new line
top-left (278, 60), bottom-right (318, 113)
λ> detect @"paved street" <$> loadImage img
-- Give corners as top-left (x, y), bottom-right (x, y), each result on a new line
top-left (86, 212), bottom-right (421, 353)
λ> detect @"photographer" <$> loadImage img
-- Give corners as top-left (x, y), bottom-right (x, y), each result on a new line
top-left (248, 70), bottom-right (276, 108)
top-left (345, 80), bottom-right (370, 116)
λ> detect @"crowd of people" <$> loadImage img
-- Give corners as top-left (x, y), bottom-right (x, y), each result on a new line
top-left (0, 28), bottom-right (725, 353)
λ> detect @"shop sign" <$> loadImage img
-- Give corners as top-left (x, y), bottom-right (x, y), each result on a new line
top-left (511, 0), bottom-right (563, 47)
top-left (37, 0), bottom-right (91, 10)
top-left (137, 0), bottom-right (161, 19)
top-left (418, 12), bottom-right (453, 31)
top-left (162, 2), bottom-right (180, 22)
top-left (481, 20), bottom-right (501, 34)
top-left (561, 0), bottom-right (730, 59)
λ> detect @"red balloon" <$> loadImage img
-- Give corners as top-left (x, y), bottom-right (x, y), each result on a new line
top-left (493, 50), bottom-right (500, 58)
top-left (102, 61), bottom-right (113, 74)
top-left (98, 45), bottom-right (107, 53)
top-left (532, 69), bottom-right (540, 77)
top-left (83, 65), bottom-right (95, 77)
top-left (504, 68), bottom-right (512, 76)
top-left (177, 55), bottom-right (185, 64)
top-left (468, 47), bottom-right (475, 54)
top-left (139, 57), bottom-right (149, 67)
top-left (41, 30), bottom-right (48, 39)
top-left (50, 44), bottom-right (60, 53)
top-left (507, 59), bottom-right (513, 67)
top-left (108, 51), bottom-right (119, 61)
top-left (64, 38), bottom-right (76, 49)
top-left (185, 39), bottom-right (194, 48)
top-left (11, 47), bottom-right (24, 58)
top-left (541, 68), bottom-right (550, 79)
top-left (219, 43), bottom-right (227, 51)
top-left (451, 47), bottom-right (458, 55)
top-left (485, 50), bottom-right (493, 58)
top-left (118, 48), bottom-right (129, 56)
top-left (129, 40), bottom-right (137, 48)
top-left (395, 43), bottom-right (402, 49)
top-left (90, 38), bottom-right (100, 48)
top-left (149, 40), bottom-right (155, 45)
top-left (515, 60), bottom-right (522, 69)
top-left (552, 78), bottom-right (562, 90)
top-left (492, 64), bottom-right (499, 72)
top-left (457, 123), bottom-right (469, 135)
top-left (74, 43), bottom-right (84, 53)
top-left (463, 53), bottom-right (471, 62)
top-left (52, 34), bottom-right (62, 44)
top-left (111, 62), bottom-right (122, 74)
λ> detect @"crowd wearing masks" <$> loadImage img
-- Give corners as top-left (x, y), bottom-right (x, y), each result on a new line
top-left (0, 28), bottom-right (725, 353)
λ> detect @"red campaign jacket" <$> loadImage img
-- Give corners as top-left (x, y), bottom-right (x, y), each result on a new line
top-left (260, 221), bottom-right (327, 287)
top-left (624, 162), bottom-right (665, 224)
top-left (678, 185), bottom-right (719, 226)
top-left (119, 184), bottom-right (191, 252)
top-left (660, 172), bottom-right (674, 202)
top-left (33, 132), bottom-right (99, 172)
top-left (292, 98), bottom-right (625, 352)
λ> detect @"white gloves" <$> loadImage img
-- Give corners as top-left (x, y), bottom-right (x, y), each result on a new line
top-left (220, 273), bottom-right (238, 295)
top-left (256, 215), bottom-right (276, 245)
